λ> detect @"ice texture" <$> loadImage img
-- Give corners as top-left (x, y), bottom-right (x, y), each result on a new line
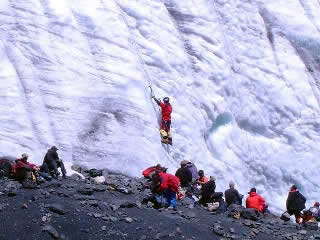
top-left (1, 0), bottom-right (320, 211)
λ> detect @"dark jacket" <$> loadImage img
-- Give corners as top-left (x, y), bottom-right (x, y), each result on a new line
top-left (286, 190), bottom-right (306, 214)
top-left (201, 180), bottom-right (216, 199)
top-left (225, 188), bottom-right (242, 206)
top-left (175, 167), bottom-right (192, 187)
top-left (186, 162), bottom-right (198, 180)
top-left (43, 149), bottom-right (59, 164)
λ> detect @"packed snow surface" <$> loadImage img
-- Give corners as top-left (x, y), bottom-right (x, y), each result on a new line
top-left (1, 0), bottom-right (320, 212)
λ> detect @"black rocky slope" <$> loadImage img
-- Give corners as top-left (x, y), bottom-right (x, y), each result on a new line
top-left (0, 170), bottom-right (319, 240)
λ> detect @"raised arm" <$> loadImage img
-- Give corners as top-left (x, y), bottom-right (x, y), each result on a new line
top-left (152, 96), bottom-right (161, 106)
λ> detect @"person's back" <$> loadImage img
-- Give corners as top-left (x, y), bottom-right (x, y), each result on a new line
top-left (186, 162), bottom-right (198, 181)
top-left (246, 188), bottom-right (265, 212)
top-left (286, 187), bottom-right (306, 214)
top-left (175, 161), bottom-right (192, 187)
top-left (201, 177), bottom-right (216, 198)
top-left (225, 182), bottom-right (242, 206)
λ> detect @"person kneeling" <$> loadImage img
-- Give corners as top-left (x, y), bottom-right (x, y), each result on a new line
top-left (152, 171), bottom-right (180, 209)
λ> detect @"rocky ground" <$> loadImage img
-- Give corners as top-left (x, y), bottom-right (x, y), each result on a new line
top-left (0, 169), bottom-right (319, 240)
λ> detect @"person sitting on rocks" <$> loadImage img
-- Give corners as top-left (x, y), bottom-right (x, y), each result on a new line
top-left (246, 188), bottom-right (266, 213)
top-left (196, 170), bottom-right (208, 187)
top-left (225, 181), bottom-right (242, 207)
top-left (13, 153), bottom-right (51, 185)
top-left (286, 185), bottom-right (306, 224)
top-left (199, 176), bottom-right (216, 205)
top-left (41, 146), bottom-right (66, 179)
top-left (303, 202), bottom-right (320, 223)
top-left (142, 164), bottom-right (166, 179)
top-left (175, 160), bottom-right (192, 188)
top-left (152, 171), bottom-right (180, 209)
top-left (13, 153), bottom-right (40, 182)
top-left (185, 161), bottom-right (198, 183)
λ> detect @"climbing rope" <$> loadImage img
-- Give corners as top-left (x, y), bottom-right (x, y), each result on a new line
top-left (112, 0), bottom-right (173, 164)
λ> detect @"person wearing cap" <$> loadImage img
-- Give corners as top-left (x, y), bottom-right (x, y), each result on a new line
top-left (196, 170), bottom-right (208, 187)
top-left (225, 181), bottom-right (242, 207)
top-left (199, 176), bottom-right (216, 205)
top-left (175, 160), bottom-right (192, 188)
top-left (152, 95), bottom-right (172, 145)
top-left (246, 188), bottom-right (266, 212)
top-left (41, 146), bottom-right (66, 179)
top-left (286, 185), bottom-right (306, 224)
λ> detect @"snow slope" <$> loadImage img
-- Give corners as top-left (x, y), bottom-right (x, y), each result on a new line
top-left (1, 0), bottom-right (320, 211)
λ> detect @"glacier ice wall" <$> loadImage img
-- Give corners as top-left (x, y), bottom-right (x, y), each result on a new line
top-left (1, 0), bottom-right (320, 211)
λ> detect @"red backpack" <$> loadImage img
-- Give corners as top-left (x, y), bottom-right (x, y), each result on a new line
top-left (142, 166), bottom-right (157, 178)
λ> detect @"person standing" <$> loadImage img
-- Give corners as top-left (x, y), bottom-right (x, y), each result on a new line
top-left (286, 185), bottom-right (306, 224)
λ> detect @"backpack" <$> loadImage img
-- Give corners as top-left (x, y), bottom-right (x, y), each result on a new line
top-left (0, 159), bottom-right (12, 178)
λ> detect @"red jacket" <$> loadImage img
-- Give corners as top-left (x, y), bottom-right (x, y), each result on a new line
top-left (159, 172), bottom-right (180, 192)
top-left (13, 159), bottom-right (37, 175)
top-left (246, 192), bottom-right (266, 212)
top-left (160, 102), bottom-right (172, 121)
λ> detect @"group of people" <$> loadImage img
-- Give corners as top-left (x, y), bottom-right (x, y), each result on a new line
top-left (0, 146), bottom-right (66, 187)
top-left (142, 161), bottom-right (320, 225)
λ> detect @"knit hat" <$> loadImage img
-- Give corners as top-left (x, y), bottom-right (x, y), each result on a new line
top-left (21, 153), bottom-right (28, 158)
top-left (181, 160), bottom-right (188, 166)
top-left (248, 188), bottom-right (256, 194)
top-left (229, 181), bottom-right (235, 188)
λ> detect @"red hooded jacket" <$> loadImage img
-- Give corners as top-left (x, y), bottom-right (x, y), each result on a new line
top-left (159, 172), bottom-right (180, 192)
top-left (13, 159), bottom-right (38, 175)
top-left (246, 192), bottom-right (266, 212)
top-left (160, 102), bottom-right (172, 121)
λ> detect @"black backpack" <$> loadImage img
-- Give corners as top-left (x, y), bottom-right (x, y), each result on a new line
top-left (0, 159), bottom-right (12, 178)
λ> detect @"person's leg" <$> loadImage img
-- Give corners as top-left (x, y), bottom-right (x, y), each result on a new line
top-left (57, 161), bottom-right (67, 177)
top-left (168, 190), bottom-right (176, 208)
top-left (47, 160), bottom-right (58, 177)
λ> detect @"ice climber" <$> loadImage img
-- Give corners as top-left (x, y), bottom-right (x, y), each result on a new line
top-left (286, 185), bottom-right (306, 224)
top-left (246, 188), bottom-right (266, 213)
top-left (152, 95), bottom-right (172, 145)
top-left (41, 146), bottom-right (67, 179)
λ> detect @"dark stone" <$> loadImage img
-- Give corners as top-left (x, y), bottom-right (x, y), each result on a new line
top-left (87, 200), bottom-right (99, 207)
top-left (304, 221), bottom-right (318, 230)
top-left (46, 204), bottom-right (68, 215)
top-left (240, 208), bottom-right (262, 221)
top-left (213, 224), bottom-right (224, 236)
top-left (42, 225), bottom-right (59, 239)
top-left (77, 188), bottom-right (94, 195)
top-left (7, 191), bottom-right (17, 197)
